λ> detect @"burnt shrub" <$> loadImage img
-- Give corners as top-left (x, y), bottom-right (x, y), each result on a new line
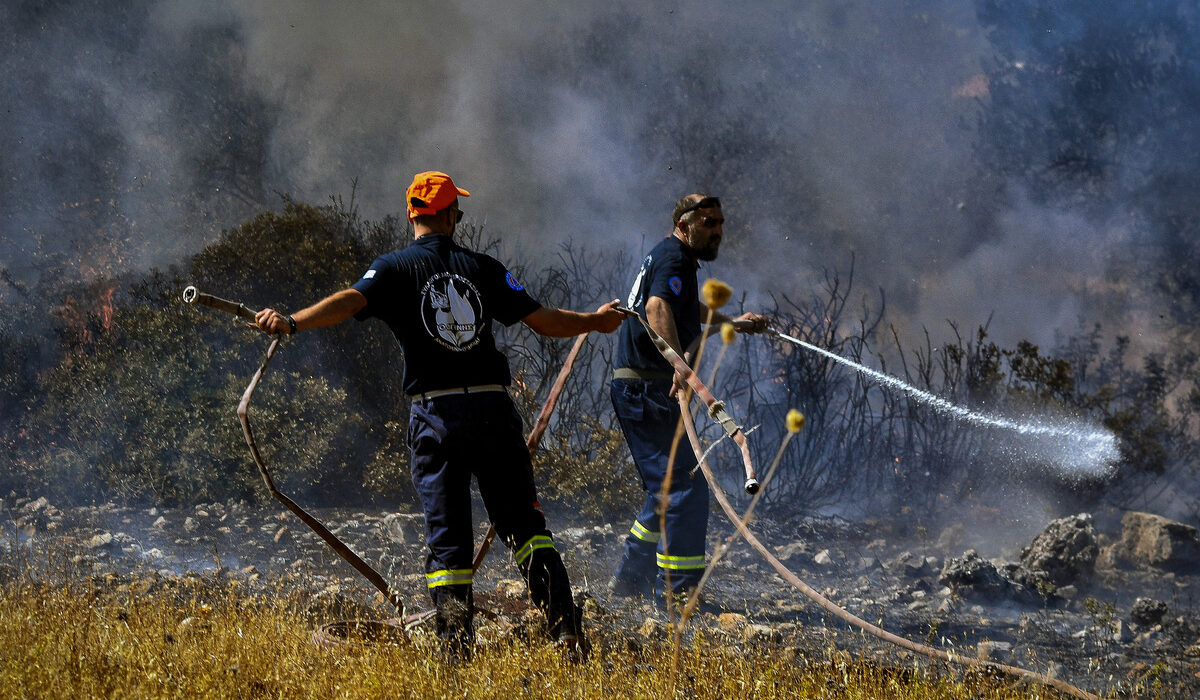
top-left (704, 268), bottom-right (1198, 524)
top-left (10, 194), bottom-right (1197, 524)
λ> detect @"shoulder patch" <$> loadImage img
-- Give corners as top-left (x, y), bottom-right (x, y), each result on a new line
top-left (363, 269), bottom-right (377, 279)
top-left (505, 271), bottom-right (524, 291)
top-left (668, 275), bottom-right (683, 295)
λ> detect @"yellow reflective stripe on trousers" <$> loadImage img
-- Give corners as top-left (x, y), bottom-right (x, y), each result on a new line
top-left (425, 568), bottom-right (473, 588)
top-left (656, 553), bottom-right (706, 570)
top-left (514, 535), bottom-right (556, 565)
top-left (630, 520), bottom-right (661, 543)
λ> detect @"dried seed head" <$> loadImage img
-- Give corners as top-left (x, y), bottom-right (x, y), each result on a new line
top-left (701, 278), bottom-right (733, 309)
top-left (786, 409), bottom-right (806, 433)
top-left (720, 323), bottom-right (736, 345)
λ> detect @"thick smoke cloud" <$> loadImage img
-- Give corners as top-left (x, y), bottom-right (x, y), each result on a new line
top-left (3, 0), bottom-right (1195, 352)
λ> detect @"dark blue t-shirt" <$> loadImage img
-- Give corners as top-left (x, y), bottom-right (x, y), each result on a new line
top-left (614, 236), bottom-right (701, 373)
top-left (351, 234), bottom-right (541, 395)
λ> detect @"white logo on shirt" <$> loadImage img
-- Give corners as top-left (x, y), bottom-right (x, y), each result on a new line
top-left (627, 254), bottom-right (652, 308)
top-left (420, 273), bottom-right (483, 351)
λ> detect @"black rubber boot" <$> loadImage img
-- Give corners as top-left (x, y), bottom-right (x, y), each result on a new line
top-left (607, 572), bottom-right (654, 599)
top-left (553, 602), bottom-right (591, 663)
top-left (434, 593), bottom-right (474, 663)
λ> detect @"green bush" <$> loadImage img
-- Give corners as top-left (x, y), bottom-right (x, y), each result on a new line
top-left (533, 417), bottom-right (642, 521)
top-left (16, 199), bottom-right (402, 506)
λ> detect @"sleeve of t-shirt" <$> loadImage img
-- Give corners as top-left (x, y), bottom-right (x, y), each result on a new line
top-left (645, 249), bottom-right (691, 302)
top-left (486, 259), bottom-right (542, 326)
top-left (350, 254), bottom-right (393, 321)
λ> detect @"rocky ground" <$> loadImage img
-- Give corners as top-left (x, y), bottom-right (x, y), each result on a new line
top-left (3, 493), bottom-right (1199, 698)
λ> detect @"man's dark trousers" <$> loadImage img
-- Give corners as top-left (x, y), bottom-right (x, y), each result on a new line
top-left (610, 378), bottom-right (709, 596)
top-left (408, 392), bottom-right (579, 652)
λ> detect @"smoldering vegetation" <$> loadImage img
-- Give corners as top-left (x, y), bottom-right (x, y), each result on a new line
top-left (3, 1), bottom-right (1200, 530)
top-left (1, 197), bottom-right (1197, 537)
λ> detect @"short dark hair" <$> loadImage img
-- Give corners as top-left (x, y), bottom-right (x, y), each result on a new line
top-left (673, 194), bottom-right (720, 226)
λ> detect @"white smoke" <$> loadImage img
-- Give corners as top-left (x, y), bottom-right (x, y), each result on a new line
top-left (3, 1), bottom-right (1187, 352)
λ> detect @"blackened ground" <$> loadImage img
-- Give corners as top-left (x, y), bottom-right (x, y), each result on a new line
top-left (2, 495), bottom-right (1197, 697)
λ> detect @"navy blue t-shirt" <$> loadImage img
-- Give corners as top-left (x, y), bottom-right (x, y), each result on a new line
top-left (351, 234), bottom-right (541, 395)
top-left (614, 236), bottom-right (701, 373)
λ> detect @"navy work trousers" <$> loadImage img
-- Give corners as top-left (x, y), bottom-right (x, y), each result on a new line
top-left (408, 392), bottom-right (578, 651)
top-left (610, 378), bottom-right (710, 596)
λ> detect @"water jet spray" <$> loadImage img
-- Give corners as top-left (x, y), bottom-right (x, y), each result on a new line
top-left (766, 327), bottom-right (1119, 476)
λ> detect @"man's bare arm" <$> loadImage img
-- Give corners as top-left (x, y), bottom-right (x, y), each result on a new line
top-left (646, 295), bottom-right (685, 356)
top-left (522, 300), bottom-right (623, 337)
top-left (646, 295), bottom-right (693, 396)
top-left (255, 288), bottom-right (368, 335)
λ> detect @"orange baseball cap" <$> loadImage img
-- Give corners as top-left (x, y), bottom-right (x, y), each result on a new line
top-left (406, 171), bottom-right (470, 220)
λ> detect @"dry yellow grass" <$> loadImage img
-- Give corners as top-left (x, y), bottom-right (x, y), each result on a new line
top-left (0, 562), bottom-right (1064, 700)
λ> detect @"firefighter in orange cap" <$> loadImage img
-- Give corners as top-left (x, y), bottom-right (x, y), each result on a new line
top-left (256, 171), bottom-right (622, 660)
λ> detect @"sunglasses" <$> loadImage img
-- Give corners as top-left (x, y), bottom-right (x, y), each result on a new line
top-left (452, 208), bottom-right (464, 223)
top-left (676, 196), bottom-right (721, 221)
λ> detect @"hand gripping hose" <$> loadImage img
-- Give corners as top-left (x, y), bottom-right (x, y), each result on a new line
top-left (183, 286), bottom-right (405, 614)
top-left (615, 307), bottom-right (759, 494)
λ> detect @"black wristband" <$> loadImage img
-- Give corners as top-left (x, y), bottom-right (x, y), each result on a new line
top-left (286, 315), bottom-right (297, 334)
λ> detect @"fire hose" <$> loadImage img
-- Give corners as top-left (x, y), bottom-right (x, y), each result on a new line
top-left (626, 305), bottom-right (1098, 700)
top-left (184, 286), bottom-right (406, 613)
top-left (186, 284), bottom-right (1098, 695)
top-left (614, 307), bottom-right (759, 494)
